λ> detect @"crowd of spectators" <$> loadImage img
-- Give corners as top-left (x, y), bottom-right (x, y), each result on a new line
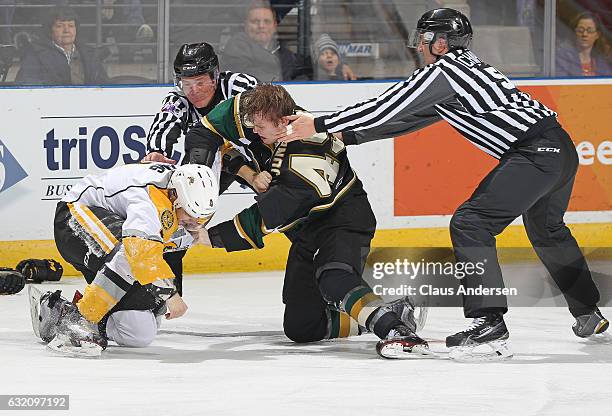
top-left (0, 0), bottom-right (610, 86)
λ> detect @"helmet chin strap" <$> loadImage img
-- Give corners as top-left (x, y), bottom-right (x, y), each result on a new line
top-left (427, 32), bottom-right (447, 61)
top-left (428, 42), bottom-right (444, 61)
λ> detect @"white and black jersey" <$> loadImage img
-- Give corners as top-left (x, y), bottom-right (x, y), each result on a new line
top-left (146, 71), bottom-right (257, 159)
top-left (316, 49), bottom-right (558, 159)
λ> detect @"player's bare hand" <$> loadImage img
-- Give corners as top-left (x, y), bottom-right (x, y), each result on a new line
top-left (277, 114), bottom-right (316, 142)
top-left (141, 152), bottom-right (177, 164)
top-left (252, 171), bottom-right (272, 193)
top-left (190, 228), bottom-right (211, 246)
top-left (165, 293), bottom-right (188, 319)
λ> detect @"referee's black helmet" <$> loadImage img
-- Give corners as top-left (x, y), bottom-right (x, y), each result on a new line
top-left (173, 42), bottom-right (220, 80)
top-left (408, 8), bottom-right (473, 50)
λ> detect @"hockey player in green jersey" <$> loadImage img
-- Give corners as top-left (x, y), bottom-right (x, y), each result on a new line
top-left (185, 84), bottom-right (430, 358)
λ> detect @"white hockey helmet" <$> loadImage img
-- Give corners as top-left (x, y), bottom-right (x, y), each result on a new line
top-left (169, 164), bottom-right (219, 223)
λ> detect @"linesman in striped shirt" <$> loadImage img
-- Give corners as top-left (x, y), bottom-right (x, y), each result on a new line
top-left (280, 8), bottom-right (608, 360)
top-left (144, 42), bottom-right (266, 193)
top-left (143, 42), bottom-right (270, 295)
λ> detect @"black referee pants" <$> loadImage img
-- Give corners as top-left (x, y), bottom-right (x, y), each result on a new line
top-left (450, 126), bottom-right (600, 318)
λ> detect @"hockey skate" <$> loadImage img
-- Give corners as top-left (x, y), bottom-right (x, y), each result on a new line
top-left (29, 287), bottom-right (107, 358)
top-left (446, 314), bottom-right (513, 362)
top-left (376, 324), bottom-right (433, 359)
top-left (384, 296), bottom-right (429, 332)
top-left (573, 308), bottom-right (611, 343)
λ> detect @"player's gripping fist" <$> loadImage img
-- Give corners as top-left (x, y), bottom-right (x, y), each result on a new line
top-left (165, 293), bottom-right (188, 319)
top-left (238, 166), bottom-right (272, 193)
top-left (251, 171), bottom-right (272, 193)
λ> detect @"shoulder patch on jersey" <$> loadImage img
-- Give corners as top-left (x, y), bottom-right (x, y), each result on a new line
top-left (148, 185), bottom-right (179, 240)
top-left (161, 101), bottom-right (182, 117)
top-left (160, 209), bottom-right (175, 230)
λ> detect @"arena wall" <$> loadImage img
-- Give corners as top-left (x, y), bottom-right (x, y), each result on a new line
top-left (0, 78), bottom-right (610, 275)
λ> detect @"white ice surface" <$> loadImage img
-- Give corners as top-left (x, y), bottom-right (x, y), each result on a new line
top-left (1, 271), bottom-right (611, 416)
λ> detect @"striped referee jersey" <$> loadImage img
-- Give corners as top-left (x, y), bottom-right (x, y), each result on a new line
top-left (316, 49), bottom-right (558, 159)
top-left (147, 71), bottom-right (257, 159)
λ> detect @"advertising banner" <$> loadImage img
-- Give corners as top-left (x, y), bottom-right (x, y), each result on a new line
top-left (394, 83), bottom-right (612, 216)
top-left (0, 79), bottom-right (610, 246)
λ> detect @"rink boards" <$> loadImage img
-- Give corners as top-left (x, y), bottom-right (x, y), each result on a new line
top-left (0, 78), bottom-right (610, 273)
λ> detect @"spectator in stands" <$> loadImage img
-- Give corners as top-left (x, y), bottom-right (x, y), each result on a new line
top-left (15, 5), bottom-right (108, 85)
top-left (221, 0), bottom-right (301, 81)
top-left (312, 33), bottom-right (356, 80)
top-left (556, 11), bottom-right (611, 77)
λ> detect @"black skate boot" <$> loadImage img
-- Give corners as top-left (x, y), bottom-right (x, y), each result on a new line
top-left (383, 296), bottom-right (429, 332)
top-left (573, 308), bottom-right (609, 338)
top-left (446, 314), bottom-right (512, 361)
top-left (376, 324), bottom-right (432, 359)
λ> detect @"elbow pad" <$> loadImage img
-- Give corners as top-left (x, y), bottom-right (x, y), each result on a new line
top-left (189, 147), bottom-right (217, 167)
top-left (222, 149), bottom-right (248, 175)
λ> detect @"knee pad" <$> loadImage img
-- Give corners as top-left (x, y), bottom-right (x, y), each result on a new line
top-left (105, 310), bottom-right (157, 347)
top-left (283, 303), bottom-right (328, 343)
top-left (316, 263), bottom-right (362, 304)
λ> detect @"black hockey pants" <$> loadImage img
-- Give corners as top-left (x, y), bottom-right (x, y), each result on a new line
top-left (450, 126), bottom-right (600, 318)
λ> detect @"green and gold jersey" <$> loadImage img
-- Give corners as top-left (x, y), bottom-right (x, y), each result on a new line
top-left (194, 94), bottom-right (272, 172)
top-left (208, 131), bottom-right (361, 251)
top-left (185, 93), bottom-right (362, 251)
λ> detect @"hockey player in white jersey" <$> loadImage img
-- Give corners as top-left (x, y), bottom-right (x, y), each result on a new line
top-left (30, 163), bottom-right (218, 356)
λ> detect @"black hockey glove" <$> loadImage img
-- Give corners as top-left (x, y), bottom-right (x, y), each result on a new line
top-left (16, 259), bottom-right (63, 283)
top-left (0, 267), bottom-right (26, 295)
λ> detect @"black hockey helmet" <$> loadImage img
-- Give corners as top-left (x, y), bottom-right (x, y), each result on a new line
top-left (173, 42), bottom-right (219, 81)
top-left (408, 8), bottom-right (473, 52)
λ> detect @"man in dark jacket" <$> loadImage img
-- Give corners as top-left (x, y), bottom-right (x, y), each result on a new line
top-left (221, 0), bottom-right (305, 82)
top-left (15, 6), bottom-right (108, 85)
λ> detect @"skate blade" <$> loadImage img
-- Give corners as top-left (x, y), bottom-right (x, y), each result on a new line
top-left (46, 334), bottom-right (103, 358)
top-left (377, 341), bottom-right (438, 359)
top-left (448, 340), bottom-right (513, 363)
top-left (28, 285), bottom-right (43, 338)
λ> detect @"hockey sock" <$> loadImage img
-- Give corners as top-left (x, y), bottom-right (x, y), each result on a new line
top-left (326, 309), bottom-right (361, 339)
top-left (341, 286), bottom-right (389, 335)
top-left (318, 269), bottom-right (391, 337)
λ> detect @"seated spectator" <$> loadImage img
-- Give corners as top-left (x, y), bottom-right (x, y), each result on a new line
top-left (15, 5), bottom-right (109, 85)
top-left (556, 11), bottom-right (611, 77)
top-left (221, 0), bottom-right (300, 81)
top-left (312, 33), bottom-right (356, 81)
